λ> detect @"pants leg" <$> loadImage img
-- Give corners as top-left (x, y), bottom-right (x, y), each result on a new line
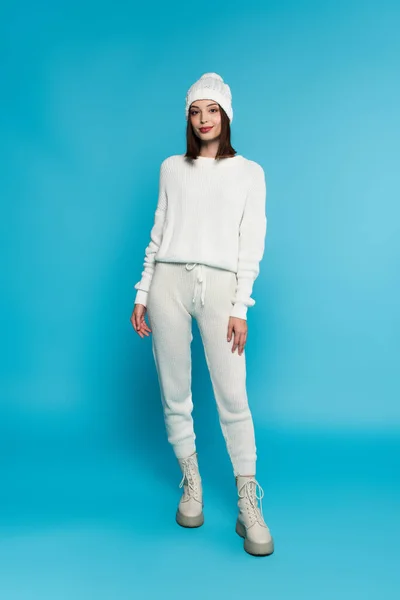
top-left (193, 266), bottom-right (257, 477)
top-left (147, 261), bottom-right (257, 476)
top-left (146, 262), bottom-right (196, 459)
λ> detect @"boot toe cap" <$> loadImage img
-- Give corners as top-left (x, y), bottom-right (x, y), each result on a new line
top-left (179, 497), bottom-right (203, 518)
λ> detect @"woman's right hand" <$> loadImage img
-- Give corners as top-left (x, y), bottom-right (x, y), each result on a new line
top-left (130, 303), bottom-right (152, 338)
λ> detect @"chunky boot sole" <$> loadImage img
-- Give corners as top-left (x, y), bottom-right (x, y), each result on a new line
top-left (235, 518), bottom-right (274, 556)
top-left (176, 509), bottom-right (204, 528)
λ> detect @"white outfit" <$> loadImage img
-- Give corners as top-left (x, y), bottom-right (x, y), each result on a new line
top-left (146, 261), bottom-right (257, 477)
top-left (134, 153), bottom-right (267, 320)
top-left (134, 153), bottom-right (267, 477)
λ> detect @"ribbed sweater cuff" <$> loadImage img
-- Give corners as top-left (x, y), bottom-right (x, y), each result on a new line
top-left (230, 302), bottom-right (248, 320)
top-left (135, 289), bottom-right (148, 307)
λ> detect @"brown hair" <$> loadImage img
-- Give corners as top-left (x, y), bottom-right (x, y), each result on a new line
top-left (184, 103), bottom-right (237, 160)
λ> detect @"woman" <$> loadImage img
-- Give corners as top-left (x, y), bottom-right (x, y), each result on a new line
top-left (130, 72), bottom-right (274, 557)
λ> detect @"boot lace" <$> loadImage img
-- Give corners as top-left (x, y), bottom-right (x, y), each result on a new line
top-left (238, 477), bottom-right (266, 526)
top-left (179, 455), bottom-right (200, 501)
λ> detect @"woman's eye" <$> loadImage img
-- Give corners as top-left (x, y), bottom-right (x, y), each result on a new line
top-left (190, 109), bottom-right (218, 115)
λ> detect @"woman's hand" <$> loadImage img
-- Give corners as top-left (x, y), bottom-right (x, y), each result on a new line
top-left (227, 316), bottom-right (247, 356)
top-left (130, 303), bottom-right (152, 338)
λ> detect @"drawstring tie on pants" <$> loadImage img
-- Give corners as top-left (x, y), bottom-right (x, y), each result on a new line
top-left (185, 263), bottom-right (206, 307)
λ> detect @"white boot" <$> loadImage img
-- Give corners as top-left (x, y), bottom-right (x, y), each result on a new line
top-left (176, 452), bottom-right (204, 528)
top-left (235, 475), bottom-right (274, 556)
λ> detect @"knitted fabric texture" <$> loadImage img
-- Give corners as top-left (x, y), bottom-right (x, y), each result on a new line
top-left (134, 154), bottom-right (267, 320)
top-left (185, 72), bottom-right (233, 122)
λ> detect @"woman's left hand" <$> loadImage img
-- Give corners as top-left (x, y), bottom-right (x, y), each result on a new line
top-left (227, 317), bottom-right (247, 356)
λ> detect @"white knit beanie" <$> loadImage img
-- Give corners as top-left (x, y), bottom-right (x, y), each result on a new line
top-left (185, 72), bottom-right (233, 123)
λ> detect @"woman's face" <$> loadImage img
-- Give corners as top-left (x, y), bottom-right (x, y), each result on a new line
top-left (189, 99), bottom-right (222, 140)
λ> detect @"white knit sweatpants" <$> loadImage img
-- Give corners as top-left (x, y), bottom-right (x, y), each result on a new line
top-left (146, 261), bottom-right (257, 477)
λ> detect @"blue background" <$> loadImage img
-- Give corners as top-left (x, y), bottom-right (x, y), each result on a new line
top-left (1, 0), bottom-right (399, 597)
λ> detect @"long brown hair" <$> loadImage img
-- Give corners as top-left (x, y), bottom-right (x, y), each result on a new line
top-left (184, 103), bottom-right (237, 160)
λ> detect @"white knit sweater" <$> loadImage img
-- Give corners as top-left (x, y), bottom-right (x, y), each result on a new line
top-left (134, 153), bottom-right (267, 320)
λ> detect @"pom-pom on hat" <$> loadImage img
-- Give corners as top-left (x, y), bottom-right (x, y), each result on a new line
top-left (185, 72), bottom-right (233, 123)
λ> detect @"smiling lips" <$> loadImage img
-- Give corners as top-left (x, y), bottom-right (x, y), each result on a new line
top-left (199, 127), bottom-right (213, 133)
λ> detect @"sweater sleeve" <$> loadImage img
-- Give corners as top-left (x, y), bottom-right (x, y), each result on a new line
top-left (134, 162), bottom-right (168, 307)
top-left (230, 163), bottom-right (267, 320)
